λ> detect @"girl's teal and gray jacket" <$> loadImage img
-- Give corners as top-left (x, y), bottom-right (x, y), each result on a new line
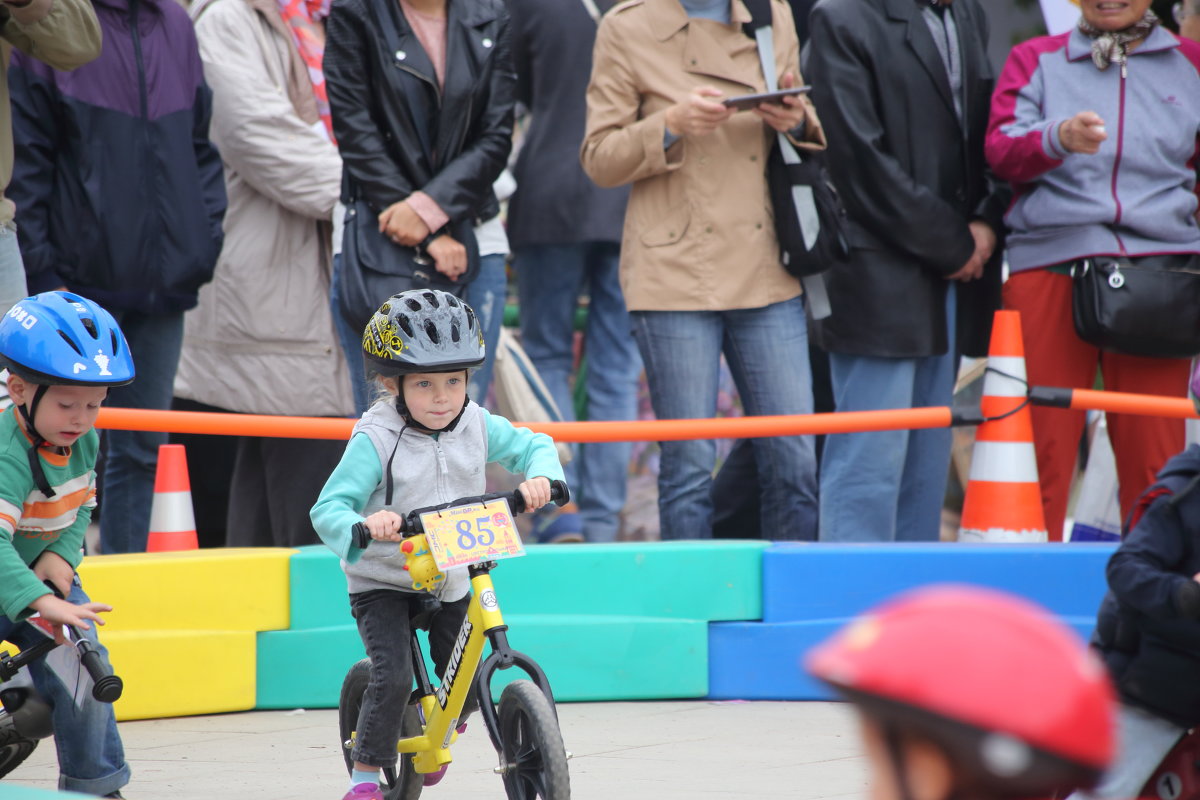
top-left (310, 399), bottom-right (565, 601)
top-left (986, 26), bottom-right (1200, 272)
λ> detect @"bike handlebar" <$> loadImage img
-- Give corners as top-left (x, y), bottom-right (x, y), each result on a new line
top-left (351, 479), bottom-right (570, 549)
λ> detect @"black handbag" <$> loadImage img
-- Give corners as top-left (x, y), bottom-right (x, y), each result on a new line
top-left (1070, 253), bottom-right (1200, 358)
top-left (743, 0), bottom-right (849, 283)
top-left (336, 199), bottom-right (479, 336)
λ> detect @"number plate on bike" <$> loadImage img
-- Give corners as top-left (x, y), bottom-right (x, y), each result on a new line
top-left (420, 499), bottom-right (525, 570)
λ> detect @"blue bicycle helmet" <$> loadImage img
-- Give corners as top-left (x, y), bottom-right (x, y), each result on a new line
top-left (0, 292), bottom-right (135, 497)
top-left (0, 292), bottom-right (135, 387)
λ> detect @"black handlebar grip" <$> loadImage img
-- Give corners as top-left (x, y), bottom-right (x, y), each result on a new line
top-left (352, 522), bottom-right (371, 549)
top-left (75, 639), bottom-right (123, 703)
top-left (549, 480), bottom-right (570, 507)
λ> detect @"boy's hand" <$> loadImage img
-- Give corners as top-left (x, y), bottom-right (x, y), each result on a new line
top-left (363, 510), bottom-right (405, 543)
top-left (518, 477), bottom-right (552, 513)
top-left (29, 594), bottom-right (111, 645)
top-left (33, 551), bottom-right (75, 598)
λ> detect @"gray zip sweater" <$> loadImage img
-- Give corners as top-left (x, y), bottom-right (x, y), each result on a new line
top-left (986, 26), bottom-right (1200, 271)
top-left (310, 399), bottom-right (565, 600)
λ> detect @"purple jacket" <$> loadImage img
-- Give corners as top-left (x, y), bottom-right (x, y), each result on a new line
top-left (8, 0), bottom-right (226, 314)
top-left (986, 26), bottom-right (1200, 272)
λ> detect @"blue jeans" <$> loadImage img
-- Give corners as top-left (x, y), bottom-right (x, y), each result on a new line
top-left (99, 311), bottom-right (185, 553)
top-left (630, 298), bottom-right (818, 540)
top-left (0, 222), bottom-right (28, 314)
top-left (0, 578), bottom-right (129, 795)
top-left (818, 288), bottom-right (957, 542)
top-left (515, 243), bottom-right (641, 542)
top-left (467, 253), bottom-right (507, 403)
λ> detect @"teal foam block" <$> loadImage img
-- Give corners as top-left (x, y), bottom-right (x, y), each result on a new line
top-left (762, 543), bottom-right (1117, 623)
top-left (0, 789), bottom-right (91, 799)
top-left (490, 540), bottom-right (768, 621)
top-left (707, 615), bottom-right (1097, 700)
top-left (288, 545), bottom-right (354, 630)
top-left (255, 614), bottom-right (707, 709)
top-left (287, 541), bottom-right (768, 630)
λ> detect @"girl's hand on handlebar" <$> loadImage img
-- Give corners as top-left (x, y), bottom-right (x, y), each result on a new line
top-left (518, 477), bottom-right (552, 513)
top-left (28, 595), bottom-right (111, 644)
top-left (363, 510), bottom-right (405, 542)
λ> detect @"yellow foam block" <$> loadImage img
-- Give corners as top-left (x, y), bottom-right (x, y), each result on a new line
top-left (77, 548), bottom-right (294, 633)
top-left (102, 629), bottom-right (256, 721)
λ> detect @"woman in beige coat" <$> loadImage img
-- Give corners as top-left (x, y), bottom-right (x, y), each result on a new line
top-left (175, 0), bottom-right (354, 547)
top-left (582, 0), bottom-right (824, 541)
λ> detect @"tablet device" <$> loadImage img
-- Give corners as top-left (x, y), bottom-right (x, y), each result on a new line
top-left (721, 86), bottom-right (811, 112)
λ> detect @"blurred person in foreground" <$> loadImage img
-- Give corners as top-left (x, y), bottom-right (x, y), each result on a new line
top-left (581, 0), bottom-right (824, 541)
top-left (808, 585), bottom-right (1116, 800)
top-left (986, 0), bottom-right (1200, 541)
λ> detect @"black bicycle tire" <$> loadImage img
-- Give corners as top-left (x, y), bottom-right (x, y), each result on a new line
top-left (337, 658), bottom-right (424, 800)
top-left (497, 680), bottom-right (570, 800)
top-left (0, 726), bottom-right (38, 780)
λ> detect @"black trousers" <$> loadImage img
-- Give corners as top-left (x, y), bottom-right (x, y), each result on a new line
top-left (348, 589), bottom-right (471, 767)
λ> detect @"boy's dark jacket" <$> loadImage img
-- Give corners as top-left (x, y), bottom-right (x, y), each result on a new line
top-left (1093, 443), bottom-right (1200, 727)
top-left (7, 0), bottom-right (226, 314)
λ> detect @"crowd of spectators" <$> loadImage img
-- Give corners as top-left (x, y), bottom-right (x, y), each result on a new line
top-left (2, 0), bottom-right (1198, 549)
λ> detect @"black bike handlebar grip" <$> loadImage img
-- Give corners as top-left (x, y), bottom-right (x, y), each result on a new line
top-left (75, 639), bottom-right (123, 703)
top-left (550, 480), bottom-right (570, 507)
top-left (352, 522), bottom-right (371, 549)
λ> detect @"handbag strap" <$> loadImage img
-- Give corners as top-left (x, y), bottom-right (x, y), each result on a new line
top-left (744, 2), bottom-right (831, 319)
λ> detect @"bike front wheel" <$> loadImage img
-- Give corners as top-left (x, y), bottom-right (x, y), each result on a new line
top-left (0, 725), bottom-right (38, 780)
top-left (337, 658), bottom-right (424, 800)
top-left (497, 680), bottom-right (570, 800)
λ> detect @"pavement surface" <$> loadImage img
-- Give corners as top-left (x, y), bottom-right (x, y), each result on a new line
top-left (6, 701), bottom-right (869, 800)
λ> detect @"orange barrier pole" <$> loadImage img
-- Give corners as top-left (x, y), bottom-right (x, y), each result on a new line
top-left (96, 405), bottom-right (958, 443)
top-left (1029, 386), bottom-right (1200, 419)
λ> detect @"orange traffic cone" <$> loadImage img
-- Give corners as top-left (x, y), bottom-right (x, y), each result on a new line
top-left (146, 444), bottom-right (198, 552)
top-left (958, 310), bottom-right (1048, 543)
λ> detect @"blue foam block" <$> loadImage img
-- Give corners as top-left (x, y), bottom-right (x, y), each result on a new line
top-left (707, 615), bottom-right (1098, 701)
top-left (762, 543), bottom-right (1117, 623)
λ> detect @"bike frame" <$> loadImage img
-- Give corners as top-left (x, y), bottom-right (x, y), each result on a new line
top-left (395, 561), bottom-right (556, 776)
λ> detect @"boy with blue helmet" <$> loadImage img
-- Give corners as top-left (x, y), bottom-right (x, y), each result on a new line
top-left (0, 291), bottom-right (134, 797)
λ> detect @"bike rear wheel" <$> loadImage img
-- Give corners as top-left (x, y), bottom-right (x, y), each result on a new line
top-left (497, 680), bottom-right (570, 800)
top-left (337, 658), bottom-right (424, 800)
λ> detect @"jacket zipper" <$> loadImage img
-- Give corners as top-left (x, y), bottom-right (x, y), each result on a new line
top-left (1110, 60), bottom-right (1128, 255)
top-left (396, 62), bottom-right (441, 163)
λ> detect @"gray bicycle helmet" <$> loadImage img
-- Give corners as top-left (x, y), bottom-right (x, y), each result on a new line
top-left (362, 289), bottom-right (485, 378)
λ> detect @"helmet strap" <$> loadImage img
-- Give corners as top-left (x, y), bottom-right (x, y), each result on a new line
top-left (18, 384), bottom-right (56, 497)
top-left (883, 723), bottom-right (920, 800)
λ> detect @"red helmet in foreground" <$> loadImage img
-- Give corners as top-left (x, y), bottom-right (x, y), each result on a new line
top-left (806, 585), bottom-right (1115, 797)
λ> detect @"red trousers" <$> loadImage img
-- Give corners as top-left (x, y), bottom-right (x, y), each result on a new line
top-left (1003, 270), bottom-right (1189, 541)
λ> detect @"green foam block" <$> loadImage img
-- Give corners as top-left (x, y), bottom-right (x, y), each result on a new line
top-left (255, 614), bottom-right (707, 709)
top-left (287, 541), bottom-right (767, 630)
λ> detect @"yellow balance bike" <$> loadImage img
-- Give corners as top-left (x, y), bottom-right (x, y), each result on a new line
top-left (339, 481), bottom-right (572, 800)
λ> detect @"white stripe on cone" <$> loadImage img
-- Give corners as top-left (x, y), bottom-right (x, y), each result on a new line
top-left (148, 490), bottom-right (196, 534)
top-left (980, 356), bottom-right (1028, 398)
top-left (967, 441), bottom-right (1040, 484)
top-left (959, 526), bottom-right (1048, 543)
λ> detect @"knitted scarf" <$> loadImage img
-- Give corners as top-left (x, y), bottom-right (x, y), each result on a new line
top-left (277, 0), bottom-right (334, 139)
top-left (1078, 10), bottom-right (1159, 70)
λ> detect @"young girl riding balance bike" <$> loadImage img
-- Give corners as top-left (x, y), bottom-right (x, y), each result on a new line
top-left (311, 290), bottom-right (565, 800)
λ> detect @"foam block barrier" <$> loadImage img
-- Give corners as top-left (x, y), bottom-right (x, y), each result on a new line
top-left (102, 629), bottom-right (257, 721)
top-left (0, 787), bottom-right (90, 799)
top-left (287, 541), bottom-right (768, 630)
top-left (762, 543), bottom-right (1116, 623)
top-left (708, 615), bottom-right (1098, 700)
top-left (255, 614), bottom-right (708, 709)
top-left (77, 548), bottom-right (293, 633)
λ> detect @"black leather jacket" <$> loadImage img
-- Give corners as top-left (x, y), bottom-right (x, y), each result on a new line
top-left (324, 0), bottom-right (514, 225)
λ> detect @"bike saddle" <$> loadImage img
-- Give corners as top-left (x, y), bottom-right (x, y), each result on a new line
top-left (409, 594), bottom-right (443, 631)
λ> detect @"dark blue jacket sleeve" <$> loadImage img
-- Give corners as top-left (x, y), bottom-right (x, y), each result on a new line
top-left (192, 81), bottom-right (227, 261)
top-left (8, 59), bottom-right (66, 292)
top-left (1107, 498), bottom-right (1200, 621)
